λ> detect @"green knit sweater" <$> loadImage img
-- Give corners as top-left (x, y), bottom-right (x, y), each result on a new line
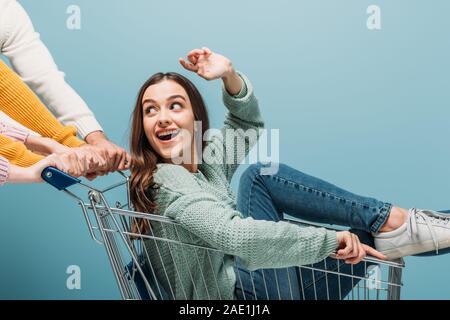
top-left (143, 72), bottom-right (338, 300)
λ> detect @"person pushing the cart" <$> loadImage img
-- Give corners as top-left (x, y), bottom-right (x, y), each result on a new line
top-left (0, 0), bottom-right (130, 182)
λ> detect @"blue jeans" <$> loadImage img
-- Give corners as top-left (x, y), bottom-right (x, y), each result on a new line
top-left (233, 162), bottom-right (448, 300)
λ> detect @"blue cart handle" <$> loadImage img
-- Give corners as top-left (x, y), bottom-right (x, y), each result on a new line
top-left (41, 167), bottom-right (81, 191)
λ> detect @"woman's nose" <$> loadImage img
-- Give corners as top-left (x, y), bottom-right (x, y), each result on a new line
top-left (158, 119), bottom-right (171, 127)
top-left (157, 112), bottom-right (172, 127)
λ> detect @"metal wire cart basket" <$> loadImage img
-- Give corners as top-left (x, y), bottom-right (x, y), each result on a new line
top-left (42, 167), bottom-right (404, 300)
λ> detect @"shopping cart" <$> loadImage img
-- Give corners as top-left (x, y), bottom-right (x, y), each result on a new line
top-left (42, 167), bottom-right (404, 300)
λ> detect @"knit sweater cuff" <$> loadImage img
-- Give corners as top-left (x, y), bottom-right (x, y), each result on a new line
top-left (62, 135), bottom-right (85, 148)
top-left (231, 76), bottom-right (248, 99)
top-left (0, 156), bottom-right (9, 186)
top-left (70, 116), bottom-right (104, 140)
top-left (222, 71), bottom-right (255, 111)
top-left (0, 122), bottom-right (29, 143)
top-left (324, 230), bottom-right (339, 254)
top-left (53, 125), bottom-right (85, 147)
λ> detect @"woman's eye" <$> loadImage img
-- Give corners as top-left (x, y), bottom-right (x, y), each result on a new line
top-left (170, 103), bottom-right (182, 111)
top-left (145, 106), bottom-right (157, 114)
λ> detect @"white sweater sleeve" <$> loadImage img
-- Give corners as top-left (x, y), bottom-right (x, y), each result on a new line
top-left (0, 0), bottom-right (103, 138)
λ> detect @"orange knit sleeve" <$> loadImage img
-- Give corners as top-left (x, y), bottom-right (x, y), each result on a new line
top-left (0, 134), bottom-right (44, 167)
top-left (0, 60), bottom-right (85, 148)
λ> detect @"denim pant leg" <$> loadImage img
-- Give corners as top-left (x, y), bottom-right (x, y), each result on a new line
top-left (234, 257), bottom-right (372, 300)
top-left (237, 162), bottom-right (392, 234)
top-left (234, 163), bottom-right (378, 300)
top-left (234, 260), bottom-right (302, 300)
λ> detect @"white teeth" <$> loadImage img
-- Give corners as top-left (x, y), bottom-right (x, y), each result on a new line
top-left (157, 129), bottom-right (179, 137)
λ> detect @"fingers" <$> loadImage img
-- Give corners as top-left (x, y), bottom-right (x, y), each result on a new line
top-left (67, 152), bottom-right (83, 177)
top-left (85, 172), bottom-right (99, 181)
top-left (30, 155), bottom-right (67, 183)
top-left (180, 47), bottom-right (213, 73)
top-left (92, 151), bottom-right (107, 171)
top-left (118, 149), bottom-right (131, 171)
top-left (88, 141), bottom-right (130, 173)
top-left (124, 153), bottom-right (131, 170)
top-left (54, 141), bottom-right (130, 179)
top-left (337, 232), bottom-right (353, 257)
top-left (187, 48), bottom-right (212, 64)
top-left (96, 149), bottom-right (109, 172)
top-left (345, 244), bottom-right (387, 265)
top-left (104, 146), bottom-right (128, 172)
top-left (117, 154), bottom-right (126, 171)
top-left (42, 154), bottom-right (70, 175)
top-left (57, 150), bottom-right (91, 177)
top-left (351, 234), bottom-right (359, 258)
top-left (345, 241), bottom-right (366, 265)
top-left (179, 58), bottom-right (199, 72)
top-left (202, 47), bottom-right (212, 57)
top-left (336, 232), bottom-right (365, 264)
top-left (107, 148), bottom-right (120, 172)
top-left (54, 164), bottom-right (69, 176)
top-left (335, 231), bottom-right (387, 265)
top-left (187, 48), bottom-right (204, 63)
top-left (363, 244), bottom-right (388, 261)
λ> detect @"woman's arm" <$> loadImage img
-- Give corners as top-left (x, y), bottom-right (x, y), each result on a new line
top-left (0, 121), bottom-right (29, 143)
top-left (0, 154), bottom-right (71, 185)
top-left (179, 48), bottom-right (264, 181)
top-left (222, 69), bottom-right (243, 96)
top-left (0, 0), bottom-right (103, 139)
top-left (0, 134), bottom-right (44, 167)
top-left (0, 60), bottom-right (85, 148)
top-left (0, 132), bottom-right (105, 178)
top-left (156, 165), bottom-right (384, 268)
top-left (0, 2), bottom-right (130, 172)
top-left (1, 121), bottom-right (69, 156)
top-left (155, 164), bottom-right (338, 271)
top-left (0, 120), bottom-right (106, 179)
top-left (0, 59), bottom-right (129, 171)
top-left (25, 136), bottom-right (70, 156)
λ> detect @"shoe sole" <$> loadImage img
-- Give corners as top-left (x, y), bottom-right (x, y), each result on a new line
top-left (380, 238), bottom-right (450, 260)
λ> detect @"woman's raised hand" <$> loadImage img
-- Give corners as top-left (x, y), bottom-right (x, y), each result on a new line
top-left (179, 47), bottom-right (234, 81)
top-left (335, 231), bottom-right (387, 264)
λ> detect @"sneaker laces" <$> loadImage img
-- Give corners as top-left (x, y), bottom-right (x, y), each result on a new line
top-left (407, 208), bottom-right (450, 254)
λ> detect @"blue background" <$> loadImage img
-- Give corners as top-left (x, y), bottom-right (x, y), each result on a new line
top-left (1, 0), bottom-right (449, 299)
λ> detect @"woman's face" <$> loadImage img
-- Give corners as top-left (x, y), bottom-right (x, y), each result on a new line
top-left (142, 80), bottom-right (196, 163)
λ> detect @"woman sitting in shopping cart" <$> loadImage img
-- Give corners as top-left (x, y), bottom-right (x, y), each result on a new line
top-left (128, 47), bottom-right (450, 300)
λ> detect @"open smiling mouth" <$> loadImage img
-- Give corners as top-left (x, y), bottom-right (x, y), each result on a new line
top-left (157, 129), bottom-right (181, 141)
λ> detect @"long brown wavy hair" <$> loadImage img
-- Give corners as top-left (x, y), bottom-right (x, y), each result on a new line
top-left (129, 72), bottom-right (210, 234)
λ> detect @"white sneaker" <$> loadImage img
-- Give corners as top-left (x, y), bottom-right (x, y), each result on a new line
top-left (374, 208), bottom-right (450, 260)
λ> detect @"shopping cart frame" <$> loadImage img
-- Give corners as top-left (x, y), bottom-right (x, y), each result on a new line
top-left (42, 167), bottom-right (405, 300)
